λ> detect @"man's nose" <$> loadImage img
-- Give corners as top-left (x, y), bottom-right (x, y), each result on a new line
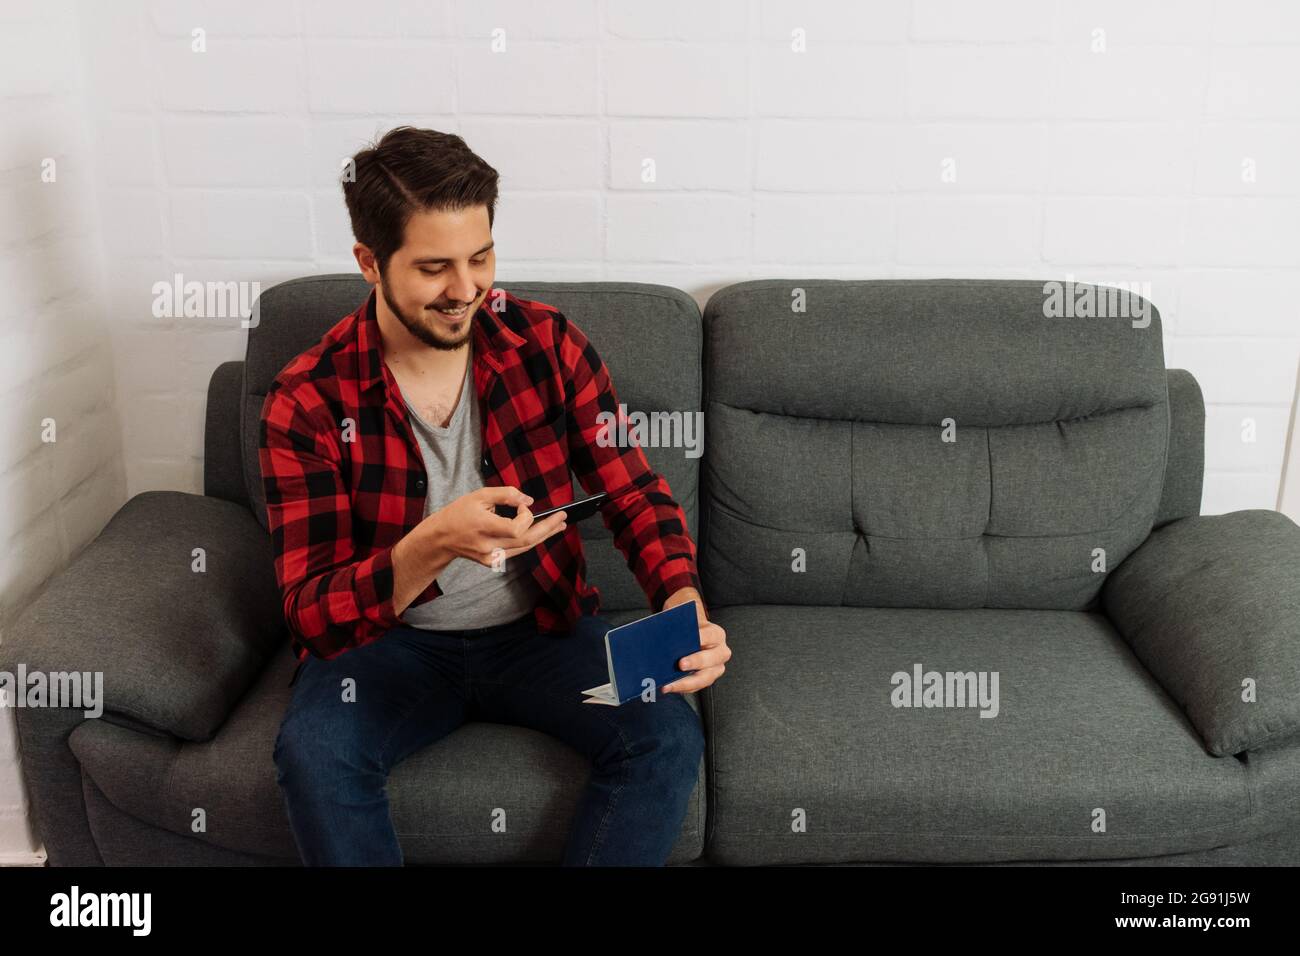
top-left (448, 266), bottom-right (478, 303)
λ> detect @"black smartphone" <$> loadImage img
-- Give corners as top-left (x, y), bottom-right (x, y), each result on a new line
top-left (496, 491), bottom-right (608, 523)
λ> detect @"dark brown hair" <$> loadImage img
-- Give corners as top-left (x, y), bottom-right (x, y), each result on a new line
top-left (342, 126), bottom-right (500, 272)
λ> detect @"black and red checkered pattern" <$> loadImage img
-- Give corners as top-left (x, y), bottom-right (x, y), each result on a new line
top-left (259, 287), bottom-right (701, 662)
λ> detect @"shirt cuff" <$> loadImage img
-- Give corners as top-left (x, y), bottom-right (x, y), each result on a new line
top-left (356, 546), bottom-right (402, 630)
top-left (405, 576), bottom-right (443, 611)
top-left (649, 557), bottom-right (704, 613)
top-left (363, 544), bottom-right (446, 627)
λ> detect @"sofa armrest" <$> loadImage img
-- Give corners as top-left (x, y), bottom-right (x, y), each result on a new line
top-left (1102, 509), bottom-right (1300, 756)
top-left (3, 490), bottom-right (284, 742)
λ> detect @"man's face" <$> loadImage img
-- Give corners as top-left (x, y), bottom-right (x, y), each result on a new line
top-left (358, 204), bottom-right (496, 352)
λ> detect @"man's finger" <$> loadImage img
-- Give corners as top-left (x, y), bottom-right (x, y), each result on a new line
top-left (479, 485), bottom-right (532, 505)
top-left (520, 511), bottom-right (566, 547)
top-left (509, 506), bottom-right (534, 537)
top-left (484, 509), bottom-right (565, 552)
top-left (698, 621), bottom-right (727, 647)
top-left (662, 666), bottom-right (721, 695)
top-left (679, 644), bottom-right (728, 671)
top-left (509, 512), bottom-right (566, 548)
top-left (479, 506), bottom-right (531, 539)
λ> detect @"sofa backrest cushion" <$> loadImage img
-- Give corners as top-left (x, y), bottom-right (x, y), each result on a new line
top-left (699, 279), bottom-right (1169, 611)
top-left (241, 275), bottom-right (703, 613)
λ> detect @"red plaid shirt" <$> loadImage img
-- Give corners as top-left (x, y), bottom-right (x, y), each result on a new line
top-left (258, 287), bottom-right (702, 662)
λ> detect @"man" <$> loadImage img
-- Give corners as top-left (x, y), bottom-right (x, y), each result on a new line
top-left (259, 126), bottom-right (730, 867)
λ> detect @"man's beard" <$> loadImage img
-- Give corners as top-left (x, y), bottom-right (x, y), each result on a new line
top-left (379, 279), bottom-right (477, 352)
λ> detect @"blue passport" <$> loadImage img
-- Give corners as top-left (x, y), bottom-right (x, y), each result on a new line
top-left (580, 601), bottom-right (701, 705)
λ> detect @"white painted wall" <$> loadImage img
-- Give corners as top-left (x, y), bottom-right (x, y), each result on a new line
top-left (72, 0), bottom-right (1299, 514)
top-left (2, 0), bottom-right (1299, 863)
top-left (0, 0), bottom-right (127, 864)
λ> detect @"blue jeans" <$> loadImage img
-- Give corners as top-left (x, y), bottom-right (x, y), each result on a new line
top-left (272, 612), bottom-right (704, 866)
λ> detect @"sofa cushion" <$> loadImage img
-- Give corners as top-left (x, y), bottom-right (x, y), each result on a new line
top-left (1104, 509), bottom-right (1300, 756)
top-left (700, 279), bottom-right (1168, 611)
top-left (6, 490), bottom-right (284, 743)
top-left (703, 604), bottom-right (1300, 865)
top-left (242, 275), bottom-right (703, 613)
top-left (68, 608), bottom-right (706, 865)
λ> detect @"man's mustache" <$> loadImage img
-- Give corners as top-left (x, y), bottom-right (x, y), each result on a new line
top-left (425, 296), bottom-right (481, 311)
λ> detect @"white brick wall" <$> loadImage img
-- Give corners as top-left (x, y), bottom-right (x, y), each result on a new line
top-left (73, 0), bottom-right (1300, 520)
top-left (0, 0), bottom-right (127, 865)
top-left (75, 0), bottom-right (1300, 512)
top-left (4, 0), bottom-right (1300, 861)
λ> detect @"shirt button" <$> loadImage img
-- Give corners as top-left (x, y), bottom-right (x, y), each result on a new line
top-left (415, 478), bottom-right (426, 491)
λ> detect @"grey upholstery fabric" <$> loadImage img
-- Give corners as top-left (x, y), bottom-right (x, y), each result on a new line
top-left (1156, 368), bottom-right (1206, 527)
top-left (1104, 509), bottom-right (1300, 756)
top-left (2, 491), bottom-right (283, 865)
top-left (81, 774), bottom-right (289, 866)
top-left (7, 491), bottom-right (283, 742)
top-left (75, 767), bottom-right (1300, 866)
top-left (16, 276), bottom-right (1300, 868)
top-left (703, 604), bottom-right (1300, 865)
top-left (700, 279), bottom-right (1168, 612)
top-left (69, 611), bottom-right (706, 865)
top-left (204, 360), bottom-right (247, 508)
top-left (240, 275), bottom-right (703, 613)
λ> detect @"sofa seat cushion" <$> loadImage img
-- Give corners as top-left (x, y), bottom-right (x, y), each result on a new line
top-left (68, 608), bottom-right (705, 865)
top-left (705, 605), bottom-right (1300, 865)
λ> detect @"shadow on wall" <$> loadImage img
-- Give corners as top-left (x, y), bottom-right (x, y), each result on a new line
top-left (0, 40), bottom-right (128, 865)
top-left (0, 125), bottom-right (128, 628)
top-left (1279, 355), bottom-right (1300, 522)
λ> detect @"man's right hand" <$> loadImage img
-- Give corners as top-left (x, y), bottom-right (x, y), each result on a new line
top-left (428, 485), bottom-right (568, 567)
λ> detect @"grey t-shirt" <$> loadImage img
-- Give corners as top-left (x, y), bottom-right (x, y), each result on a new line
top-left (398, 342), bottom-right (542, 631)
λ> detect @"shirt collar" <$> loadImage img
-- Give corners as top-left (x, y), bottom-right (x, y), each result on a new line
top-left (355, 286), bottom-right (526, 393)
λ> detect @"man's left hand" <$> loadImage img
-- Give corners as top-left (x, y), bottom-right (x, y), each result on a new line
top-left (659, 587), bottom-right (729, 695)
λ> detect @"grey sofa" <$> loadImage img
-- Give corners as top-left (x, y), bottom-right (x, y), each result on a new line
top-left (7, 275), bottom-right (1300, 866)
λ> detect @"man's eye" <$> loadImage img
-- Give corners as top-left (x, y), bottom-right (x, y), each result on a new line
top-left (421, 257), bottom-right (487, 275)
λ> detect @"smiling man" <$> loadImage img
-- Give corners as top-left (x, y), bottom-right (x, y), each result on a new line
top-left (259, 126), bottom-right (729, 867)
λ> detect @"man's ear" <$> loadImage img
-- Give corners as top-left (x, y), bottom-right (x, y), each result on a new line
top-left (353, 243), bottom-right (380, 284)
